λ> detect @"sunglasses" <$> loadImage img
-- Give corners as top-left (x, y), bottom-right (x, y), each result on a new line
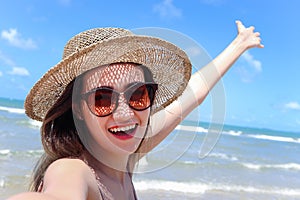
top-left (81, 82), bottom-right (158, 117)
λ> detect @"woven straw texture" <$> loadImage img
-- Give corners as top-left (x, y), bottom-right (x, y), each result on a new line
top-left (25, 27), bottom-right (192, 121)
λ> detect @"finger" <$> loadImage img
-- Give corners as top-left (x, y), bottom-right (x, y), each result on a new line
top-left (254, 37), bottom-right (262, 43)
top-left (248, 26), bottom-right (255, 31)
top-left (255, 33), bottom-right (264, 48)
top-left (254, 32), bottom-right (260, 37)
top-left (258, 43), bottom-right (264, 48)
top-left (256, 38), bottom-right (264, 48)
top-left (236, 20), bottom-right (245, 32)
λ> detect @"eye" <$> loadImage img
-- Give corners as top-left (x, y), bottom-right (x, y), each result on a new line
top-left (85, 89), bottom-right (112, 109)
top-left (94, 89), bottom-right (114, 107)
top-left (130, 85), bottom-right (148, 101)
top-left (127, 85), bottom-right (151, 110)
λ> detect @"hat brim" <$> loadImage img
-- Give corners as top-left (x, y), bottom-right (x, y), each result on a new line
top-left (25, 35), bottom-right (191, 121)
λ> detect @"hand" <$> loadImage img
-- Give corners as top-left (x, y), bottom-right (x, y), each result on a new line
top-left (236, 20), bottom-right (264, 49)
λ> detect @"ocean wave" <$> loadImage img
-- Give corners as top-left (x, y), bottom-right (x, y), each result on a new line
top-left (209, 153), bottom-right (238, 161)
top-left (0, 116), bottom-right (41, 130)
top-left (247, 134), bottom-right (300, 144)
top-left (0, 106), bottom-right (25, 114)
top-left (0, 149), bottom-right (43, 158)
top-left (0, 178), bottom-right (4, 188)
top-left (136, 153), bottom-right (239, 168)
top-left (134, 180), bottom-right (207, 194)
top-left (175, 125), bottom-right (208, 133)
top-left (0, 149), bottom-right (11, 155)
top-left (223, 130), bottom-right (243, 136)
top-left (242, 162), bottom-right (300, 171)
top-left (170, 125), bottom-right (299, 146)
top-left (176, 125), bottom-right (245, 137)
top-left (28, 119), bottom-right (42, 128)
top-left (134, 179), bottom-right (300, 196)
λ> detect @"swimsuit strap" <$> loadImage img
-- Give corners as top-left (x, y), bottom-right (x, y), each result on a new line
top-left (131, 179), bottom-right (138, 200)
top-left (91, 167), bottom-right (138, 200)
top-left (84, 158), bottom-right (139, 200)
top-left (82, 159), bottom-right (114, 200)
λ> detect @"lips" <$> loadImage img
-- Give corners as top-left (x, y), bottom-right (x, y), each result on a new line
top-left (108, 124), bottom-right (138, 140)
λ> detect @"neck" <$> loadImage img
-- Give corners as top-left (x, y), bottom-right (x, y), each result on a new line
top-left (83, 149), bottom-right (129, 182)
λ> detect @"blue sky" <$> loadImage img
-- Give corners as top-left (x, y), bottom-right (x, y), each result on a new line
top-left (0, 0), bottom-right (299, 132)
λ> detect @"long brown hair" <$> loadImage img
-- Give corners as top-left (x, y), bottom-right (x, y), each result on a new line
top-left (29, 79), bottom-right (84, 191)
top-left (29, 63), bottom-right (155, 191)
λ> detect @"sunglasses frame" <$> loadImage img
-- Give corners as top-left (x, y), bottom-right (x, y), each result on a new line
top-left (81, 82), bottom-right (158, 117)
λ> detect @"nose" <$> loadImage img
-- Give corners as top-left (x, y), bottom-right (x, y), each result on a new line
top-left (112, 94), bottom-right (134, 121)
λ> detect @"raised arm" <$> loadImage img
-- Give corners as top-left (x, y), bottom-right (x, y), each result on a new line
top-left (139, 20), bottom-right (264, 153)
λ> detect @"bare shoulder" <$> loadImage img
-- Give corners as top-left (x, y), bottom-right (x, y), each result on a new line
top-left (45, 158), bottom-right (90, 177)
top-left (43, 158), bottom-right (100, 200)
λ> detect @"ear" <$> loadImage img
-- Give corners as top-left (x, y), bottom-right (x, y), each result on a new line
top-left (72, 102), bottom-right (83, 120)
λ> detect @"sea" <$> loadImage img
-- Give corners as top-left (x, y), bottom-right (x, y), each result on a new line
top-left (1, 97), bottom-right (300, 200)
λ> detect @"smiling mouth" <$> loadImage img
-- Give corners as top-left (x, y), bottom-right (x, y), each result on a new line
top-left (108, 124), bottom-right (138, 140)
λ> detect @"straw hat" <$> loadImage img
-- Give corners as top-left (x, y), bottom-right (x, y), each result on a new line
top-left (25, 27), bottom-right (192, 121)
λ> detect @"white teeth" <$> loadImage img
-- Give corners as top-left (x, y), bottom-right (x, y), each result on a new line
top-left (109, 124), bottom-right (136, 133)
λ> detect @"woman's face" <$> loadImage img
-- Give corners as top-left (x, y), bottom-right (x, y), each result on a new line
top-left (77, 63), bottom-right (150, 157)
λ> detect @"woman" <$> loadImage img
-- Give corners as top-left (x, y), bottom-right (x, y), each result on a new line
top-left (8, 20), bottom-right (263, 200)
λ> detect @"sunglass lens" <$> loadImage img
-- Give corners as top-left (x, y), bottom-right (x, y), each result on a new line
top-left (84, 83), bottom-right (157, 117)
top-left (128, 84), bottom-right (154, 110)
top-left (89, 89), bottom-right (115, 116)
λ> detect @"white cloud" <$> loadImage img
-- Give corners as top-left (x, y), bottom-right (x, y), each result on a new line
top-left (236, 51), bottom-right (262, 83)
top-left (8, 67), bottom-right (30, 76)
top-left (241, 51), bottom-right (262, 72)
top-left (284, 102), bottom-right (300, 111)
top-left (1, 28), bottom-right (37, 49)
top-left (153, 0), bottom-right (182, 19)
top-left (0, 51), bottom-right (30, 76)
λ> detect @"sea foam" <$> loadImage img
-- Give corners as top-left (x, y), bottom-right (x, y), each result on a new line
top-left (175, 125), bottom-right (208, 133)
top-left (134, 179), bottom-right (300, 196)
top-left (242, 162), bottom-right (300, 171)
top-left (0, 106), bottom-right (25, 114)
top-left (247, 134), bottom-right (300, 144)
top-left (0, 149), bottom-right (10, 155)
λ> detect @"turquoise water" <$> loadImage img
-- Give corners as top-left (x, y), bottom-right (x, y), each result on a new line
top-left (0, 97), bottom-right (300, 199)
